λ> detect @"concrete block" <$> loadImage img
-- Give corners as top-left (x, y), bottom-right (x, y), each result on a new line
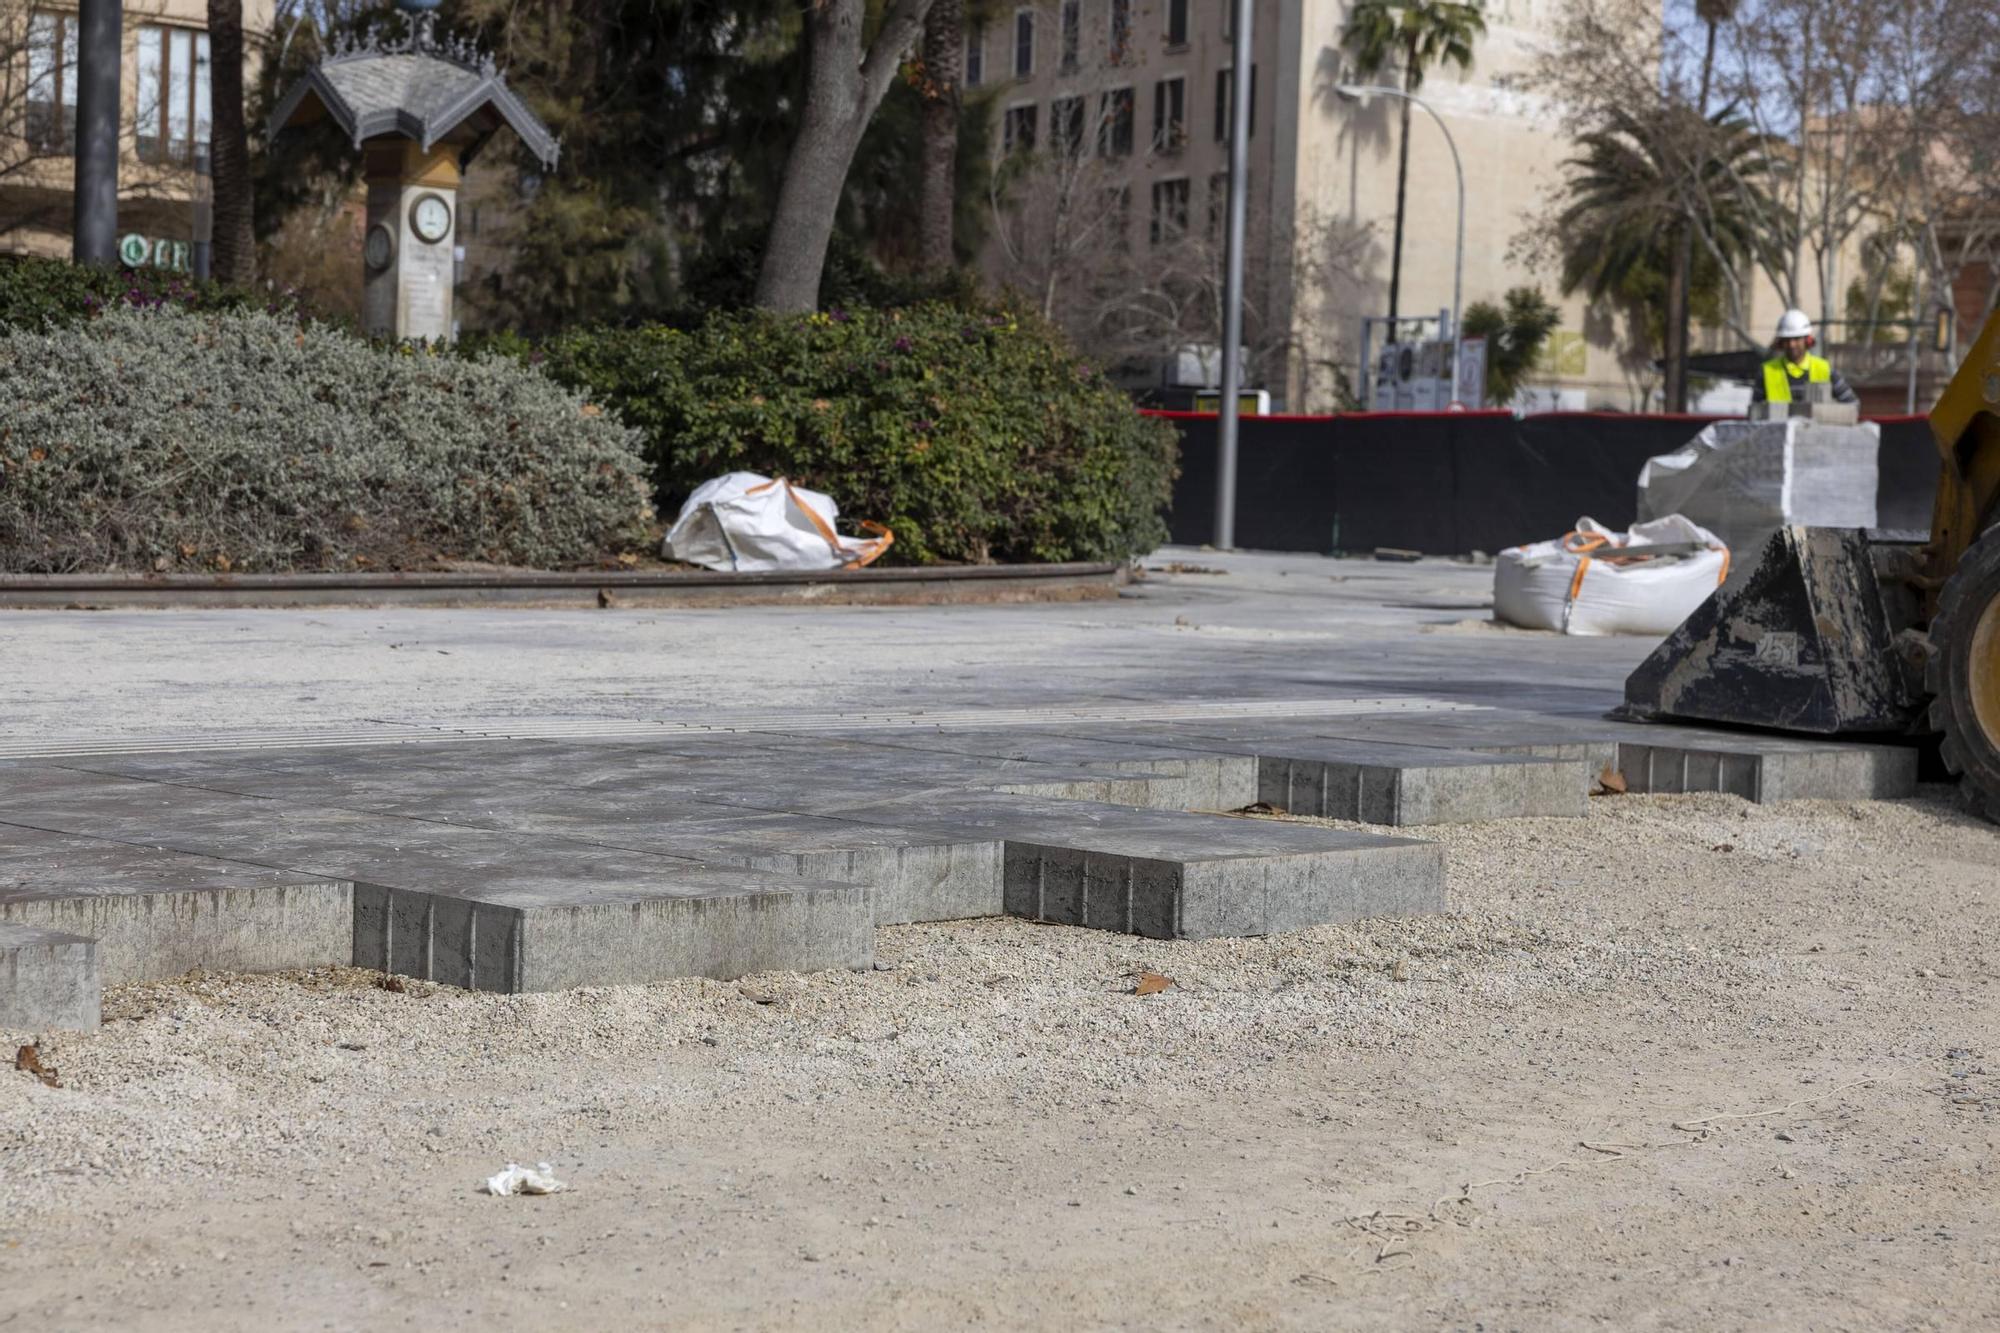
top-left (0, 824), bottom-right (353, 984)
top-left (352, 867), bottom-right (874, 992)
top-left (1615, 739), bottom-right (1918, 802)
top-left (890, 796), bottom-right (1444, 939)
top-left (1254, 744), bottom-right (1589, 825)
top-left (1001, 828), bottom-right (1442, 939)
top-left (0, 923), bottom-right (100, 1031)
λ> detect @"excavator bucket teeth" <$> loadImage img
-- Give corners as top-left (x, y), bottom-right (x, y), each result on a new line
top-left (1620, 526), bottom-right (1928, 735)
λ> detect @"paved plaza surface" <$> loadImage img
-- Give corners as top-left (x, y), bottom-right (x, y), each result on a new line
top-left (0, 551), bottom-right (1920, 999)
top-left (2, 551), bottom-right (1995, 1328)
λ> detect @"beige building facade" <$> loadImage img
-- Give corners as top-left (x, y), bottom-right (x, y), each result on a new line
top-left (973, 0), bottom-right (1643, 409)
top-left (1, 0), bottom-right (275, 268)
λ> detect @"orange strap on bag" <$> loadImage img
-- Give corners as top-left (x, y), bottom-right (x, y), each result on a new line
top-left (780, 480), bottom-right (895, 570)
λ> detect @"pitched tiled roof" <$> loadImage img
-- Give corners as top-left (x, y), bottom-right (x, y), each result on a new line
top-left (268, 25), bottom-right (558, 169)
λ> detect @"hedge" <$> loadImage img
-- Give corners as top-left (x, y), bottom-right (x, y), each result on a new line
top-left (531, 304), bottom-right (1179, 564)
top-left (0, 306), bottom-right (654, 573)
top-left (0, 252), bottom-right (307, 332)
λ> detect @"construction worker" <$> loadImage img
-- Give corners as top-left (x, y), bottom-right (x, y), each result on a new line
top-left (1751, 308), bottom-right (1857, 407)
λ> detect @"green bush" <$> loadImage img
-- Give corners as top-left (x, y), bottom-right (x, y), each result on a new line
top-left (0, 307), bottom-right (654, 573)
top-left (0, 252), bottom-right (307, 332)
top-left (532, 305), bottom-right (1178, 564)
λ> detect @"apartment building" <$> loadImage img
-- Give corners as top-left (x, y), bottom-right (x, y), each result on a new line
top-left (1, 1), bottom-right (274, 268)
top-left (970, 0), bottom-right (1634, 409)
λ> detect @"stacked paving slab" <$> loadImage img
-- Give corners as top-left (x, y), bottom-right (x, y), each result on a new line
top-left (0, 706), bottom-right (1917, 1025)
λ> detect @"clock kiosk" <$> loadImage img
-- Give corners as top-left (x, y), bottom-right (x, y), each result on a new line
top-left (268, 3), bottom-right (558, 342)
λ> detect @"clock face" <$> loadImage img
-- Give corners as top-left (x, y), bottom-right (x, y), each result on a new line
top-left (409, 193), bottom-right (452, 244)
top-left (363, 223), bottom-right (394, 271)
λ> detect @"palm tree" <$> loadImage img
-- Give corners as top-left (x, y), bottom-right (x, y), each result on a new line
top-left (1557, 105), bottom-right (1776, 383)
top-left (1340, 0), bottom-right (1485, 327)
top-left (207, 0), bottom-right (255, 283)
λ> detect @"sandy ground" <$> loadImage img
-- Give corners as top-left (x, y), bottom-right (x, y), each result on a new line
top-left (4, 791), bottom-right (1995, 1331)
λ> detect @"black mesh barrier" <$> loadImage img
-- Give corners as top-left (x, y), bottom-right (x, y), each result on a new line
top-left (1160, 411), bottom-right (1943, 554)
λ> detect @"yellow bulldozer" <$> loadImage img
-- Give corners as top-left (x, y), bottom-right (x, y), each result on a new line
top-left (1622, 307), bottom-right (2000, 821)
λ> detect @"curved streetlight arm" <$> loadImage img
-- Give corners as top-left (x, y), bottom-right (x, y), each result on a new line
top-left (1336, 84), bottom-right (1467, 408)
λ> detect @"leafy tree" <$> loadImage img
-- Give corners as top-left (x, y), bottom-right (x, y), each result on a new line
top-left (1460, 287), bottom-right (1559, 406)
top-left (754, 0), bottom-right (940, 311)
top-left (1340, 0), bottom-right (1485, 325)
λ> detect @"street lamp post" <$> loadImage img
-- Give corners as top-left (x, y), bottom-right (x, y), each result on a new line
top-left (1337, 84), bottom-right (1466, 409)
top-left (1213, 0), bottom-right (1254, 550)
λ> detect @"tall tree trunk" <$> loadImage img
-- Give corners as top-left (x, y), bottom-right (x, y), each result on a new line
top-left (917, 0), bottom-right (963, 272)
top-left (756, 0), bottom-right (938, 313)
top-left (1667, 15), bottom-right (1721, 413)
top-left (208, 0), bottom-right (255, 283)
top-left (1665, 221), bottom-right (1690, 412)
top-left (1392, 64), bottom-right (1424, 326)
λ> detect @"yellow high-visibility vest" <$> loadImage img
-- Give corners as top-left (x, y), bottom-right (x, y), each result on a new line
top-left (1762, 354), bottom-right (1831, 403)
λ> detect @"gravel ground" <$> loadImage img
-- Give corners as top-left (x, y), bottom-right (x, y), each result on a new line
top-left (4, 791), bottom-right (1996, 1330)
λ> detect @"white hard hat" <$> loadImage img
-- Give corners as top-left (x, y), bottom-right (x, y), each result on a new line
top-left (1775, 308), bottom-right (1812, 339)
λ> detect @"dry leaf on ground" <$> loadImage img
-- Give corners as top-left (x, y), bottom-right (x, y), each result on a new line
top-left (14, 1042), bottom-right (59, 1088)
top-left (1134, 972), bottom-right (1174, 996)
top-left (1595, 766), bottom-right (1629, 795)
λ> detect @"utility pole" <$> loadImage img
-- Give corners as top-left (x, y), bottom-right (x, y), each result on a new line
top-left (73, 0), bottom-right (122, 266)
top-left (1213, 0), bottom-right (1253, 550)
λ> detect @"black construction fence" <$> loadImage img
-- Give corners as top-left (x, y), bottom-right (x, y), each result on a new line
top-left (1154, 410), bottom-right (1941, 555)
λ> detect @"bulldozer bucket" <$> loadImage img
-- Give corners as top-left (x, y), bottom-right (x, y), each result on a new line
top-left (1620, 526), bottom-right (1929, 735)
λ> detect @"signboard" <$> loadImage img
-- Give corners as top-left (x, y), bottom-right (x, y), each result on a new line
top-left (118, 233), bottom-right (191, 272)
top-left (1455, 335), bottom-right (1488, 410)
top-left (1192, 389), bottom-right (1271, 415)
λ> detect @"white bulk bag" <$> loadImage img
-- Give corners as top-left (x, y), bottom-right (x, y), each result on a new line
top-left (1493, 515), bottom-right (1729, 636)
top-left (662, 472), bottom-right (893, 573)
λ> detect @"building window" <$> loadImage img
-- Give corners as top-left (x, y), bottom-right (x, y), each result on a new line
top-left (136, 24), bottom-right (213, 168)
top-left (1152, 76), bottom-right (1186, 153)
top-left (1003, 103), bottom-right (1038, 155)
top-left (1108, 0), bottom-right (1131, 66)
top-left (1206, 169), bottom-right (1247, 237)
top-left (1103, 183), bottom-right (1132, 251)
top-left (25, 10), bottom-right (79, 155)
top-left (1166, 0), bottom-right (1190, 47)
top-left (1051, 95), bottom-right (1086, 158)
top-left (1060, 0), bottom-right (1080, 73)
top-left (1213, 65), bottom-right (1257, 141)
top-left (1150, 178), bottom-right (1190, 245)
top-left (966, 22), bottom-right (985, 86)
top-left (1013, 9), bottom-right (1034, 79)
top-left (1097, 86), bottom-right (1134, 157)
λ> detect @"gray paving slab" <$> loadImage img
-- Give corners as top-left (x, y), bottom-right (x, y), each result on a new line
top-left (846, 794), bottom-right (1444, 939)
top-left (1251, 743), bottom-right (1589, 825)
top-left (1614, 737), bottom-right (1919, 802)
top-left (0, 822), bottom-right (351, 984)
top-left (0, 772), bottom-right (874, 991)
top-left (34, 759), bottom-right (1002, 925)
top-left (1010, 724), bottom-right (1589, 823)
top-left (0, 922), bottom-right (100, 1031)
top-left (826, 730), bottom-right (1259, 810)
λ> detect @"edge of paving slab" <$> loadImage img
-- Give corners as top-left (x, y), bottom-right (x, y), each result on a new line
top-left (0, 562), bottom-right (1130, 610)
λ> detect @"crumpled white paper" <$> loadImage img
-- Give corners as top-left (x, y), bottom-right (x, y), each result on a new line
top-left (483, 1161), bottom-right (568, 1197)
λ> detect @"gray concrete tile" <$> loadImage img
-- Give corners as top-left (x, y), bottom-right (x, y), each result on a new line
top-left (0, 922), bottom-right (100, 1032)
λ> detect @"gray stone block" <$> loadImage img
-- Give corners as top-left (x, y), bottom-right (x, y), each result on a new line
top-left (953, 797), bottom-right (1443, 939)
top-left (0, 823), bottom-right (352, 984)
top-left (1615, 739), bottom-right (1917, 802)
top-left (1002, 830), bottom-right (1442, 939)
top-left (1254, 743), bottom-right (1588, 825)
top-left (0, 923), bottom-right (100, 1031)
top-left (351, 868), bottom-right (874, 992)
